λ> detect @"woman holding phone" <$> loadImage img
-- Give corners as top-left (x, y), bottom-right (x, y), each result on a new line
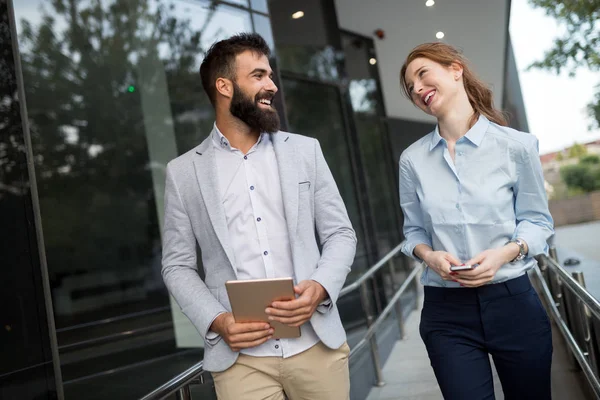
top-left (398, 42), bottom-right (554, 399)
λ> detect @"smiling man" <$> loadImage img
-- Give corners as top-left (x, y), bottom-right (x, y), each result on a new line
top-left (161, 33), bottom-right (356, 400)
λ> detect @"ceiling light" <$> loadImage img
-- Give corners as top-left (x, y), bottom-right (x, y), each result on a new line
top-left (426, 0), bottom-right (435, 6)
top-left (369, 58), bottom-right (377, 65)
top-left (292, 11), bottom-right (304, 19)
top-left (436, 31), bottom-right (445, 39)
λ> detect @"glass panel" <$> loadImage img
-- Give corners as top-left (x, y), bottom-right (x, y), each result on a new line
top-left (12, 0), bottom-right (252, 398)
top-left (281, 79), bottom-right (367, 274)
top-left (342, 33), bottom-right (402, 257)
top-left (281, 77), bottom-right (369, 333)
top-left (0, 0), bottom-right (57, 397)
top-left (269, 0), bottom-right (342, 81)
top-left (253, 13), bottom-right (275, 53)
top-left (222, 0), bottom-right (249, 6)
top-left (250, 0), bottom-right (268, 13)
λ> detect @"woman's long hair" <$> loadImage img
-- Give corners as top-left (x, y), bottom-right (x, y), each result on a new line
top-left (400, 42), bottom-right (508, 127)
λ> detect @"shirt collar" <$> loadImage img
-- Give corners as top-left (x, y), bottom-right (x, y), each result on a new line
top-left (212, 123), bottom-right (267, 150)
top-left (429, 114), bottom-right (489, 151)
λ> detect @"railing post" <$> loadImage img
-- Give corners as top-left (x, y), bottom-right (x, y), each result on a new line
top-left (388, 257), bottom-right (406, 339)
top-left (549, 246), bottom-right (558, 263)
top-left (573, 271), bottom-right (600, 377)
top-left (359, 281), bottom-right (385, 387)
top-left (175, 385), bottom-right (192, 400)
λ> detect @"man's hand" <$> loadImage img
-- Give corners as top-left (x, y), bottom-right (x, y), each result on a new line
top-left (265, 280), bottom-right (327, 327)
top-left (451, 244), bottom-right (519, 288)
top-left (422, 250), bottom-right (463, 281)
top-left (210, 312), bottom-right (273, 352)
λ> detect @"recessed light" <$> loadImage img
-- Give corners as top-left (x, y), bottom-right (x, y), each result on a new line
top-left (292, 11), bottom-right (304, 19)
top-left (426, 0), bottom-right (435, 6)
top-left (436, 31), bottom-right (445, 39)
top-left (369, 58), bottom-right (377, 65)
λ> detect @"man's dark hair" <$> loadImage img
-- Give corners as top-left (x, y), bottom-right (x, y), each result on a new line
top-left (200, 33), bottom-right (271, 106)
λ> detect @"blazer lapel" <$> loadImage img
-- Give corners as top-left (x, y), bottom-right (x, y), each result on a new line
top-left (272, 133), bottom-right (298, 248)
top-left (193, 134), bottom-right (237, 275)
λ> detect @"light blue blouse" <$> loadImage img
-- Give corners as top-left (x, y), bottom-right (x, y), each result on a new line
top-left (399, 115), bottom-right (554, 287)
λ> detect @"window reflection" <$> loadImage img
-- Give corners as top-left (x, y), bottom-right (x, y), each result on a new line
top-left (342, 33), bottom-right (402, 256)
top-left (269, 0), bottom-right (342, 81)
top-left (281, 77), bottom-right (369, 332)
top-left (281, 78), bottom-right (368, 276)
top-left (12, 0), bottom-right (255, 397)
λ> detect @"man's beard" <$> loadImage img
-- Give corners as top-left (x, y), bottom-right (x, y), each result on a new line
top-left (230, 82), bottom-right (280, 133)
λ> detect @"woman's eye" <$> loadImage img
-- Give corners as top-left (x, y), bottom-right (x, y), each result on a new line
top-left (408, 86), bottom-right (414, 93)
top-left (419, 70), bottom-right (426, 77)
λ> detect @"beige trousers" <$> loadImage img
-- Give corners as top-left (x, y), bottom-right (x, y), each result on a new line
top-left (211, 341), bottom-right (350, 400)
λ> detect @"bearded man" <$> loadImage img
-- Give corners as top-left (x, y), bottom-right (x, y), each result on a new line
top-left (161, 33), bottom-right (356, 400)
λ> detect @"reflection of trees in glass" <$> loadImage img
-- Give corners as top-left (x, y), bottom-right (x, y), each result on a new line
top-left (17, 0), bottom-right (212, 320)
top-left (277, 45), bottom-right (342, 81)
top-left (0, 0), bottom-right (26, 199)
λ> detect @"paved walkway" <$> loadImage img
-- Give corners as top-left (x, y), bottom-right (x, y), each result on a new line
top-left (367, 296), bottom-right (592, 400)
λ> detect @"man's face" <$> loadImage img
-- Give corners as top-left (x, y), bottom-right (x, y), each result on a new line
top-left (229, 50), bottom-right (280, 133)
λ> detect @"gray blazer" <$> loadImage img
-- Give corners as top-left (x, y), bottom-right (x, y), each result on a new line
top-left (161, 128), bottom-right (357, 372)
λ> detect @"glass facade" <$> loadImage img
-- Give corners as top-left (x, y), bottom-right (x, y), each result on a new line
top-left (4, 0), bottom-right (408, 398)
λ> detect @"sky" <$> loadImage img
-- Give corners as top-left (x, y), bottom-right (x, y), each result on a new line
top-left (509, 0), bottom-right (600, 155)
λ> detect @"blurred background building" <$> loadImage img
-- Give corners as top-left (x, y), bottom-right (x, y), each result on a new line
top-left (1, 0), bottom-right (531, 399)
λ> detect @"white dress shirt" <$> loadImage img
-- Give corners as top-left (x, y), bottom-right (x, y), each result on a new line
top-left (210, 124), bottom-right (320, 358)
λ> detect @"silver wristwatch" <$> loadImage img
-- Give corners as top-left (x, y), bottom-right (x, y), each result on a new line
top-left (507, 238), bottom-right (527, 263)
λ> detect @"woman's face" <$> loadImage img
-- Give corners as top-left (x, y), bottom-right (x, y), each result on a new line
top-left (404, 57), bottom-right (462, 117)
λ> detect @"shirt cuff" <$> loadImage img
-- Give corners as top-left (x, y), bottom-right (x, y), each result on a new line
top-left (402, 235), bottom-right (432, 262)
top-left (205, 312), bottom-right (226, 347)
top-left (316, 298), bottom-right (332, 314)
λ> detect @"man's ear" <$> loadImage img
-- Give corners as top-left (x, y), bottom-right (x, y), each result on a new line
top-left (216, 77), bottom-right (233, 99)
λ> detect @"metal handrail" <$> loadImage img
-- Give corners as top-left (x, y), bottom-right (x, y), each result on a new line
top-left (531, 266), bottom-right (600, 397)
top-left (139, 361), bottom-right (204, 400)
top-left (339, 242), bottom-right (404, 298)
top-left (533, 251), bottom-right (600, 397)
top-left (140, 242), bottom-right (415, 399)
top-left (349, 262), bottom-right (422, 358)
top-left (542, 255), bottom-right (600, 321)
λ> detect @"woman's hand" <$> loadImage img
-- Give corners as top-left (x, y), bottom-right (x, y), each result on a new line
top-left (451, 244), bottom-right (519, 287)
top-left (422, 251), bottom-right (463, 281)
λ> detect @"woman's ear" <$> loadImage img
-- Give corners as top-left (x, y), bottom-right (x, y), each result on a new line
top-left (216, 77), bottom-right (233, 99)
top-left (450, 62), bottom-right (464, 80)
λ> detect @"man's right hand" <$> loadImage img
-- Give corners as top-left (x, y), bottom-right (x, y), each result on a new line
top-left (210, 312), bottom-right (273, 352)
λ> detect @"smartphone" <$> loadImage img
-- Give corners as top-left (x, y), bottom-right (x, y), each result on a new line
top-left (450, 264), bottom-right (474, 271)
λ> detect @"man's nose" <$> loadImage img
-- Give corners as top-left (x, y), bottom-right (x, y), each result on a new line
top-left (265, 77), bottom-right (278, 93)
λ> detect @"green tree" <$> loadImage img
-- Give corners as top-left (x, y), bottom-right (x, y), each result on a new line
top-left (560, 162), bottom-right (600, 192)
top-left (528, 0), bottom-right (600, 128)
top-left (568, 142), bottom-right (588, 158)
top-left (580, 154), bottom-right (600, 164)
top-left (555, 151), bottom-right (564, 161)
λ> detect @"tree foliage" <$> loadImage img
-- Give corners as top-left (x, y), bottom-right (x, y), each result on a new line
top-left (528, 0), bottom-right (600, 128)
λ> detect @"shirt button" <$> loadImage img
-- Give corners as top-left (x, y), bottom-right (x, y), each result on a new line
top-left (257, 217), bottom-right (262, 222)
top-left (264, 251), bottom-right (268, 255)
top-left (250, 185), bottom-right (254, 190)
top-left (244, 155), bottom-right (248, 160)
top-left (456, 204), bottom-right (460, 210)
top-left (275, 345), bottom-right (279, 349)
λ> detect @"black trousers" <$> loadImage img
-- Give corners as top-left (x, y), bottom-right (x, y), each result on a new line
top-left (420, 274), bottom-right (553, 400)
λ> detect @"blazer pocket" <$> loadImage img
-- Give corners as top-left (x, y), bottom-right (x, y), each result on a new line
top-left (299, 181), bottom-right (311, 192)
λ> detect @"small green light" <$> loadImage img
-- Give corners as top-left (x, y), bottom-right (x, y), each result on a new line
top-left (128, 86), bottom-right (135, 93)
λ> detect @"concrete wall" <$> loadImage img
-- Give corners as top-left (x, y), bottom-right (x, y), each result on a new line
top-left (550, 191), bottom-right (600, 227)
top-left (334, 0), bottom-right (510, 125)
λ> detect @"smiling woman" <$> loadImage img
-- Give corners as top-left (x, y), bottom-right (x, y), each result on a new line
top-left (397, 42), bottom-right (554, 400)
